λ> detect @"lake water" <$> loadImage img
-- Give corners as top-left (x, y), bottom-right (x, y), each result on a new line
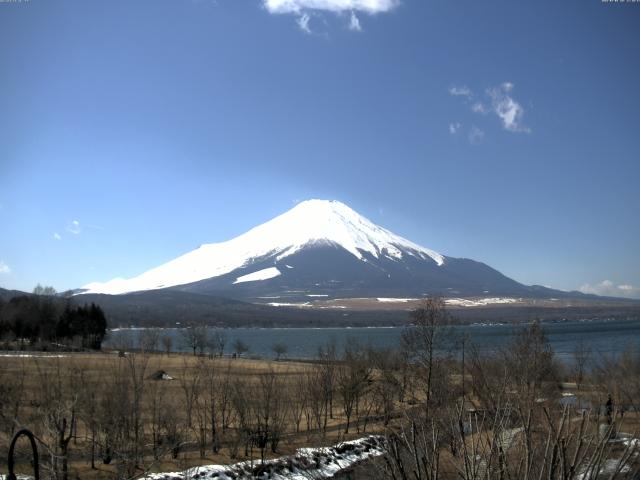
top-left (104, 317), bottom-right (640, 363)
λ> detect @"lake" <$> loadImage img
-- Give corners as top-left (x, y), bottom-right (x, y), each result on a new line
top-left (104, 317), bottom-right (640, 363)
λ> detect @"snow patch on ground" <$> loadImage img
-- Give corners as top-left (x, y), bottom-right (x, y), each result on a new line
top-left (376, 298), bottom-right (420, 303)
top-left (0, 353), bottom-right (67, 358)
top-left (267, 302), bottom-right (313, 308)
top-left (445, 297), bottom-right (520, 307)
top-left (233, 267), bottom-right (281, 284)
top-left (141, 435), bottom-right (384, 480)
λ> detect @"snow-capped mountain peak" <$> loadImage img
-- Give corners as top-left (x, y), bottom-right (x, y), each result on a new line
top-left (80, 199), bottom-right (444, 295)
top-left (269, 199), bottom-right (444, 264)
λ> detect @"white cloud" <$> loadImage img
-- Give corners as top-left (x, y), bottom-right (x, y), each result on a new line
top-left (468, 125), bottom-right (484, 144)
top-left (0, 261), bottom-right (10, 274)
top-left (448, 85), bottom-right (472, 98)
top-left (449, 122), bottom-right (461, 134)
top-left (349, 11), bottom-right (362, 31)
top-left (53, 232), bottom-right (62, 240)
top-left (471, 102), bottom-right (488, 114)
top-left (619, 285), bottom-right (638, 292)
top-left (263, 0), bottom-right (399, 14)
top-left (486, 82), bottom-right (530, 133)
top-left (67, 220), bottom-right (82, 235)
top-left (297, 13), bottom-right (312, 33)
top-left (264, 0), bottom-right (398, 32)
top-left (450, 81), bottom-right (531, 134)
top-left (579, 280), bottom-right (640, 299)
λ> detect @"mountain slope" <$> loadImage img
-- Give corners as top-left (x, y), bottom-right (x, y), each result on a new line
top-left (173, 244), bottom-right (539, 301)
top-left (79, 199), bottom-right (575, 301)
top-left (80, 199), bottom-right (444, 295)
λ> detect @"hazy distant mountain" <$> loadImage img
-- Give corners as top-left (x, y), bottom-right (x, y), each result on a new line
top-left (0, 287), bottom-right (28, 302)
top-left (79, 199), bottom-right (590, 302)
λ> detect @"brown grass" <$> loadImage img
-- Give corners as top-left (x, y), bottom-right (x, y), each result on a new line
top-left (0, 351), bottom-right (395, 479)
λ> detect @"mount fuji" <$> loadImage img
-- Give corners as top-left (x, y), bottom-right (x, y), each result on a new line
top-left (79, 199), bottom-right (573, 302)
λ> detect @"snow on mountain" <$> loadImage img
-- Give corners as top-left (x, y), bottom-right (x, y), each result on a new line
top-left (233, 267), bottom-right (281, 284)
top-left (80, 199), bottom-right (444, 295)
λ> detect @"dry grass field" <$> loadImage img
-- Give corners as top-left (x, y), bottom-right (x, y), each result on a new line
top-left (0, 350), bottom-right (405, 479)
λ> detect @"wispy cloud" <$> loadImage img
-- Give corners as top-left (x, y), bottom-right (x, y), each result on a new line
top-left (486, 82), bottom-right (530, 133)
top-left (67, 220), bottom-right (82, 235)
top-left (449, 122), bottom-right (461, 134)
top-left (450, 81), bottom-right (530, 134)
top-left (297, 13), bottom-right (312, 33)
top-left (471, 102), bottom-right (488, 114)
top-left (448, 85), bottom-right (472, 98)
top-left (0, 261), bottom-right (10, 274)
top-left (349, 11), bottom-right (362, 31)
top-left (468, 125), bottom-right (485, 145)
top-left (56, 220), bottom-right (101, 239)
top-left (263, 0), bottom-right (398, 32)
top-left (579, 280), bottom-right (640, 299)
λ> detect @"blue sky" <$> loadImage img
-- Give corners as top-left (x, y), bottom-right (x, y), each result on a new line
top-left (0, 0), bottom-right (639, 297)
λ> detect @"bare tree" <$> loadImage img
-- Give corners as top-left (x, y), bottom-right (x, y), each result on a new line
top-left (0, 357), bottom-right (26, 437)
top-left (218, 359), bottom-right (234, 433)
top-left (305, 366), bottom-right (328, 434)
top-left (181, 326), bottom-right (208, 356)
top-left (290, 369), bottom-right (309, 433)
top-left (402, 297), bottom-right (454, 414)
top-left (383, 343), bottom-right (640, 480)
top-left (317, 340), bottom-right (337, 426)
top-left (507, 321), bottom-right (559, 412)
top-left (593, 344), bottom-right (640, 416)
top-left (139, 328), bottom-right (160, 352)
top-left (468, 345), bottom-right (510, 415)
top-left (336, 340), bottom-right (371, 433)
top-left (159, 401), bottom-right (183, 459)
top-left (178, 357), bottom-right (202, 430)
top-left (572, 339), bottom-right (591, 391)
top-left (201, 358), bottom-right (222, 453)
top-left (233, 339), bottom-right (249, 357)
top-left (230, 377), bottom-right (252, 458)
top-left (371, 347), bottom-right (401, 426)
top-left (161, 334), bottom-right (173, 356)
top-left (271, 341), bottom-right (288, 361)
top-left (33, 284), bottom-right (57, 296)
top-left (251, 368), bottom-right (288, 461)
top-left (192, 360), bottom-right (208, 458)
top-left (96, 360), bottom-right (128, 467)
top-left (36, 358), bottom-right (78, 480)
top-left (148, 376), bottom-right (168, 461)
top-left (124, 351), bottom-right (150, 474)
top-left (76, 366), bottom-right (100, 469)
top-left (210, 329), bottom-right (227, 357)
